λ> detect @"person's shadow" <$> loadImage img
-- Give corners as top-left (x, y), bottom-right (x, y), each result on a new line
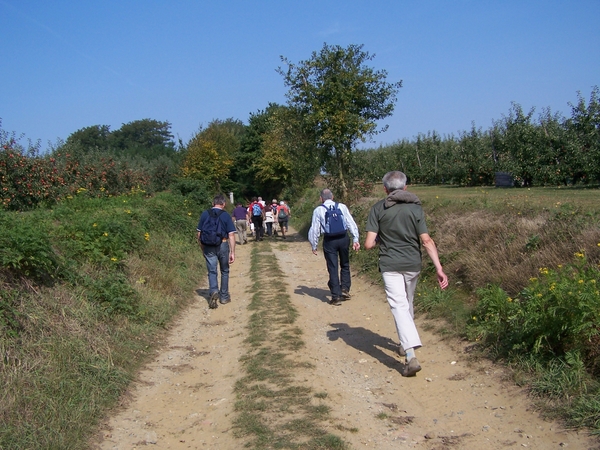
top-left (294, 285), bottom-right (330, 303)
top-left (327, 322), bottom-right (407, 372)
top-left (195, 288), bottom-right (211, 307)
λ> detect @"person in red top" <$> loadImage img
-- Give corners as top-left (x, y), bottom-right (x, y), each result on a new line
top-left (247, 197), bottom-right (265, 241)
top-left (276, 200), bottom-right (291, 239)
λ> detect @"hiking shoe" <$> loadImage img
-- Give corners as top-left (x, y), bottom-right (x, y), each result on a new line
top-left (208, 292), bottom-right (219, 309)
top-left (400, 358), bottom-right (422, 377)
top-left (341, 289), bottom-right (351, 300)
top-left (329, 297), bottom-right (342, 306)
top-left (219, 298), bottom-right (231, 305)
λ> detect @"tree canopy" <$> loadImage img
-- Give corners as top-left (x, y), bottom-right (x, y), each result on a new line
top-left (182, 118), bottom-right (246, 191)
top-left (278, 43), bottom-right (402, 199)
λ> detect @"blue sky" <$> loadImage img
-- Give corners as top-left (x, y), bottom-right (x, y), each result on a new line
top-left (1, 1), bottom-right (599, 152)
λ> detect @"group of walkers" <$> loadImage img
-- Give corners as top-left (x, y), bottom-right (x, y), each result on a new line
top-left (231, 196), bottom-right (291, 243)
top-left (197, 171), bottom-right (448, 378)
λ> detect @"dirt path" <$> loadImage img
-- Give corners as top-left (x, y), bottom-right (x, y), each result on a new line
top-left (95, 228), bottom-right (598, 449)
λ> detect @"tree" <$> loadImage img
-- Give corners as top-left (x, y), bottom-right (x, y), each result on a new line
top-left (565, 87), bottom-right (600, 184)
top-left (65, 124), bottom-right (112, 152)
top-left (182, 118), bottom-right (245, 191)
top-left (278, 43), bottom-right (402, 199)
top-left (111, 119), bottom-right (174, 149)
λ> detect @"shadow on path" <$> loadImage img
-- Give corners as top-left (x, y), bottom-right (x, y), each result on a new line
top-left (294, 285), bottom-right (330, 303)
top-left (327, 322), bottom-right (406, 373)
top-left (195, 288), bottom-right (210, 307)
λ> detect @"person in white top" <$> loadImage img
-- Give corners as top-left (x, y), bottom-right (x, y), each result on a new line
top-left (308, 189), bottom-right (360, 306)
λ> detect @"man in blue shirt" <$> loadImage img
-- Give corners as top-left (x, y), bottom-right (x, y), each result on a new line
top-left (308, 189), bottom-right (360, 306)
top-left (197, 194), bottom-right (237, 308)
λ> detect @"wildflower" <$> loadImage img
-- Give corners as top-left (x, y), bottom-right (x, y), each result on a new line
top-left (103, 232), bottom-right (108, 237)
top-left (539, 267), bottom-right (549, 275)
top-left (111, 257), bottom-right (118, 262)
top-left (578, 279), bottom-right (584, 284)
top-left (188, 212), bottom-right (192, 216)
top-left (529, 277), bottom-right (537, 282)
top-left (93, 223), bottom-right (97, 227)
top-left (590, 280), bottom-right (596, 284)
top-left (125, 209), bottom-right (131, 214)
top-left (558, 264), bottom-right (562, 268)
top-left (472, 316), bottom-right (477, 321)
top-left (536, 293), bottom-right (542, 298)
top-left (507, 297), bottom-right (513, 302)
top-left (550, 283), bottom-right (556, 291)
top-left (574, 251), bottom-right (585, 258)
top-left (144, 232), bottom-right (150, 241)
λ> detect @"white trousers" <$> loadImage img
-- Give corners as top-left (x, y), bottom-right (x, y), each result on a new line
top-left (382, 271), bottom-right (422, 350)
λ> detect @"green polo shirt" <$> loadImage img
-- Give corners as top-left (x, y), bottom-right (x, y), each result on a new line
top-left (366, 199), bottom-right (429, 272)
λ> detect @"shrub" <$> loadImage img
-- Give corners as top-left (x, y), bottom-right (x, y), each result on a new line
top-left (0, 212), bottom-right (61, 283)
top-left (468, 253), bottom-right (600, 370)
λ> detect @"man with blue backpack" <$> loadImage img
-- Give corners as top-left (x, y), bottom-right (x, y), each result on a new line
top-left (308, 189), bottom-right (360, 306)
top-left (197, 194), bottom-right (237, 309)
top-left (247, 196), bottom-right (265, 241)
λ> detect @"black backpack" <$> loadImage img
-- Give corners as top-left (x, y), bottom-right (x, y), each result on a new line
top-left (200, 209), bottom-right (226, 246)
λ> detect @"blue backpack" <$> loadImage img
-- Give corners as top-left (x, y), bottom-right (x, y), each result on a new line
top-left (321, 202), bottom-right (347, 236)
top-left (252, 203), bottom-right (262, 216)
top-left (200, 209), bottom-right (226, 246)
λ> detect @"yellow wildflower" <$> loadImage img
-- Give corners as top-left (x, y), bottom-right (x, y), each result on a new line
top-left (574, 251), bottom-right (585, 258)
top-left (103, 232), bottom-right (108, 237)
top-left (111, 257), bottom-right (117, 262)
top-left (93, 223), bottom-right (97, 227)
top-left (529, 277), bottom-right (537, 282)
top-left (507, 297), bottom-right (513, 302)
top-left (578, 279), bottom-right (584, 284)
top-left (144, 232), bottom-right (150, 241)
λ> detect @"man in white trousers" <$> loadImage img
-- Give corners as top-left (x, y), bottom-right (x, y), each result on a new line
top-left (364, 171), bottom-right (448, 377)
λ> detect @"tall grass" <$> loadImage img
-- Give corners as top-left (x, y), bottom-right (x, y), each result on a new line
top-left (0, 191), bottom-right (206, 449)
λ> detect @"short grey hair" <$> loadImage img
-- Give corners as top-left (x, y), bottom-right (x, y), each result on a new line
top-left (213, 194), bottom-right (226, 206)
top-left (382, 171), bottom-right (407, 191)
top-left (320, 189), bottom-right (334, 201)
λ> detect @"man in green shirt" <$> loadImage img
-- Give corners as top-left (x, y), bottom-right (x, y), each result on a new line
top-left (364, 171), bottom-right (448, 377)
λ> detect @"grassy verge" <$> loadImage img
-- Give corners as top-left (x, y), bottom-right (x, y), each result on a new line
top-left (0, 191), bottom-right (205, 449)
top-left (233, 242), bottom-right (347, 449)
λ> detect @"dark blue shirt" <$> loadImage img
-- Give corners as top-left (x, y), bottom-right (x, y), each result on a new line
top-left (196, 207), bottom-right (236, 235)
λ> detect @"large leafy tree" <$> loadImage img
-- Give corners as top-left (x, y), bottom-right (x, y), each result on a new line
top-left (65, 124), bottom-right (112, 151)
top-left (110, 119), bottom-right (176, 159)
top-left (235, 104), bottom-right (320, 200)
top-left (182, 118), bottom-right (245, 191)
top-left (278, 43), bottom-right (402, 199)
